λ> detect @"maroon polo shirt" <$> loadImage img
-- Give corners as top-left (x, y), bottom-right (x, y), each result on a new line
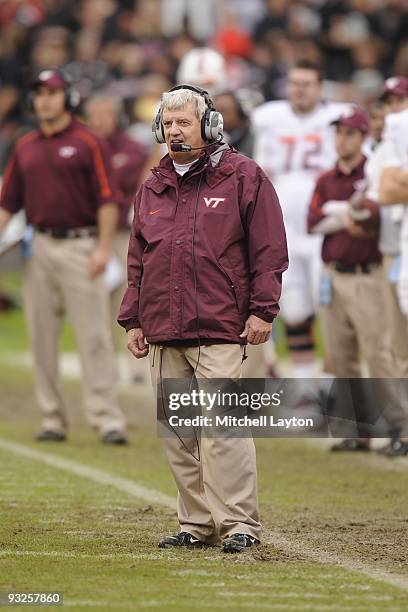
top-left (0, 120), bottom-right (116, 229)
top-left (105, 130), bottom-right (147, 229)
top-left (307, 157), bottom-right (381, 265)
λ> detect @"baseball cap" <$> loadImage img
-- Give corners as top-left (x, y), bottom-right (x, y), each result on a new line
top-left (331, 105), bottom-right (370, 134)
top-left (31, 69), bottom-right (68, 90)
top-left (380, 76), bottom-right (408, 100)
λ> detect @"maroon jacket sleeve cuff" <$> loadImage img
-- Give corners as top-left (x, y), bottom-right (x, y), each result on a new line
top-left (249, 310), bottom-right (276, 323)
top-left (119, 319), bottom-right (140, 332)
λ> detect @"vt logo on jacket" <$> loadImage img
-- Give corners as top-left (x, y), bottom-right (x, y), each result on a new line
top-left (58, 146), bottom-right (77, 158)
top-left (204, 197), bottom-right (226, 209)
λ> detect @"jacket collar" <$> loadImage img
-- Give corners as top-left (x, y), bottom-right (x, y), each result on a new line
top-left (150, 143), bottom-right (235, 189)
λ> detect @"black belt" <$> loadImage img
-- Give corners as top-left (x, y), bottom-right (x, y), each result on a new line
top-left (35, 226), bottom-right (98, 239)
top-left (332, 262), bottom-right (379, 274)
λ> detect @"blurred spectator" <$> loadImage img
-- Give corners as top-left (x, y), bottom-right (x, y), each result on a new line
top-left (84, 92), bottom-right (147, 377)
top-left (30, 26), bottom-right (71, 71)
top-left (1, 0), bottom-right (408, 169)
top-left (160, 0), bottom-right (219, 41)
top-left (393, 42), bottom-right (408, 77)
top-left (224, 0), bottom-right (266, 33)
top-left (252, 0), bottom-right (289, 44)
top-left (213, 90), bottom-right (254, 157)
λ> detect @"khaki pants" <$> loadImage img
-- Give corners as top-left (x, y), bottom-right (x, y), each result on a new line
top-left (381, 255), bottom-right (408, 378)
top-left (320, 266), bottom-right (408, 435)
top-left (242, 344), bottom-right (270, 378)
top-left (149, 343), bottom-right (261, 544)
top-left (23, 232), bottom-right (125, 435)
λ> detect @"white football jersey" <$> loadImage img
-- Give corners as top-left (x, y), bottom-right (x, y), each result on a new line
top-left (252, 100), bottom-right (349, 232)
top-left (382, 108), bottom-right (408, 169)
top-left (382, 109), bottom-right (408, 262)
top-left (365, 140), bottom-right (400, 201)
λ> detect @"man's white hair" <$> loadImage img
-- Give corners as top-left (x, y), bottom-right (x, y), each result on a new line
top-left (161, 88), bottom-right (207, 120)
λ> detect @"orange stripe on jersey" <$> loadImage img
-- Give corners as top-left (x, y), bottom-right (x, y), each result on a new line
top-left (279, 136), bottom-right (297, 144)
top-left (1, 131), bottom-right (39, 198)
top-left (16, 131), bottom-right (38, 148)
top-left (72, 129), bottom-right (113, 199)
top-left (305, 133), bottom-right (322, 143)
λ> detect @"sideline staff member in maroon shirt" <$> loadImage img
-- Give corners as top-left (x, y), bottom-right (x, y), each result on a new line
top-left (308, 106), bottom-right (407, 451)
top-left (0, 68), bottom-right (127, 444)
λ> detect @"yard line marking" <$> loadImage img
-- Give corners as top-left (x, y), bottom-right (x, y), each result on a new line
top-left (0, 439), bottom-right (175, 510)
top-left (1, 438), bottom-right (407, 593)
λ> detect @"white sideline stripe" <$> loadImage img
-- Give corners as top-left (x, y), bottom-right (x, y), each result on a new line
top-left (1, 438), bottom-right (407, 593)
top-left (0, 550), bottom-right (177, 563)
top-left (265, 531), bottom-right (408, 593)
top-left (0, 439), bottom-right (175, 510)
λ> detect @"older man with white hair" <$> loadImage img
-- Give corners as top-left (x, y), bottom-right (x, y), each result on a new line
top-left (118, 85), bottom-right (288, 553)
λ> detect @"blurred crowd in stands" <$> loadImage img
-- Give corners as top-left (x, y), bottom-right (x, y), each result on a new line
top-left (0, 0), bottom-right (407, 170)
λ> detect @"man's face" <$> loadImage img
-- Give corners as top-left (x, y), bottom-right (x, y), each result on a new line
top-left (384, 94), bottom-right (408, 115)
top-left (162, 101), bottom-right (205, 162)
top-left (33, 86), bottom-right (67, 121)
top-left (86, 100), bottom-right (117, 138)
top-left (335, 124), bottom-right (364, 161)
top-left (287, 68), bottom-right (322, 114)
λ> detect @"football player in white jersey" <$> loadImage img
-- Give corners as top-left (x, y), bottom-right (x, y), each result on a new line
top-left (379, 78), bottom-right (408, 320)
top-left (377, 77), bottom-right (408, 457)
top-left (252, 60), bottom-right (348, 377)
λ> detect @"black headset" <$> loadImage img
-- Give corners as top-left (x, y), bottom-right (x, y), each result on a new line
top-left (27, 68), bottom-right (81, 112)
top-left (152, 84), bottom-right (224, 144)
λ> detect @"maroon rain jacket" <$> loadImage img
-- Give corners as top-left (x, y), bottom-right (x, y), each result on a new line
top-left (118, 144), bottom-right (288, 344)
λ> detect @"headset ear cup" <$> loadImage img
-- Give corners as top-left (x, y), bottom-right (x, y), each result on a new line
top-left (152, 109), bottom-right (165, 144)
top-left (203, 110), bottom-right (224, 141)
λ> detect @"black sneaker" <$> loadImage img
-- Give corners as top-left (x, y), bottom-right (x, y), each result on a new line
top-left (158, 531), bottom-right (206, 549)
top-left (35, 430), bottom-right (66, 442)
top-left (377, 438), bottom-right (408, 457)
top-left (330, 439), bottom-right (370, 452)
top-left (222, 533), bottom-right (260, 554)
top-left (101, 430), bottom-right (128, 445)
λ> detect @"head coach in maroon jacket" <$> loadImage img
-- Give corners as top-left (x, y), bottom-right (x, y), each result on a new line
top-left (0, 68), bottom-right (127, 445)
top-left (118, 85), bottom-right (288, 553)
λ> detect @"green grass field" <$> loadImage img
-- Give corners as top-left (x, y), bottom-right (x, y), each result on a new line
top-left (0, 275), bottom-right (407, 610)
top-left (0, 362), bottom-right (407, 611)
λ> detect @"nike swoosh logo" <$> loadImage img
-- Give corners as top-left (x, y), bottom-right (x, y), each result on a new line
top-left (149, 209), bottom-right (161, 215)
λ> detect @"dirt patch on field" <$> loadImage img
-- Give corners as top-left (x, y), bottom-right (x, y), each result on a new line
top-left (262, 509), bottom-right (408, 577)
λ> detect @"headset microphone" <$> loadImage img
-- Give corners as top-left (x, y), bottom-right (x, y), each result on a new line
top-left (171, 135), bottom-right (223, 152)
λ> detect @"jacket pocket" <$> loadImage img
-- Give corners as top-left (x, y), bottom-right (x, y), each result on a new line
top-left (215, 260), bottom-right (242, 314)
